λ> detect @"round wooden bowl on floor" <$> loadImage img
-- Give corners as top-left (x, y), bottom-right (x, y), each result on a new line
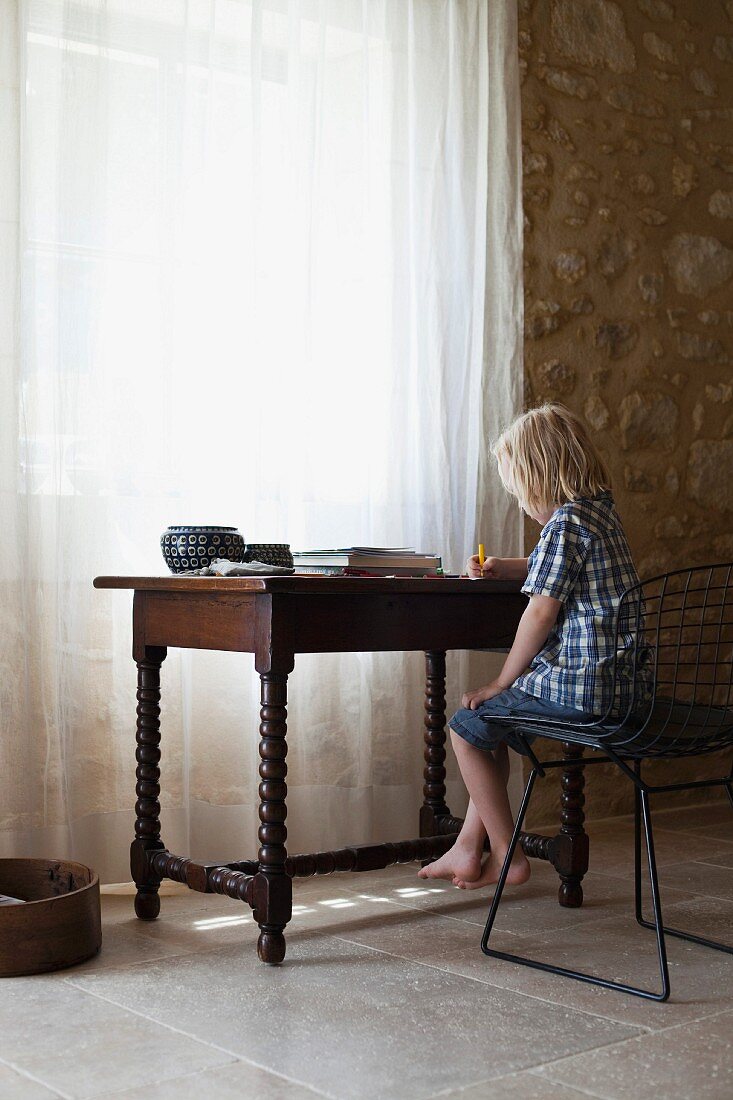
top-left (0, 858), bottom-right (102, 977)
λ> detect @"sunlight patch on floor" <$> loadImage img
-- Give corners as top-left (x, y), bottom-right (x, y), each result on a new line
top-left (192, 914), bottom-right (250, 929)
top-left (394, 886), bottom-right (445, 897)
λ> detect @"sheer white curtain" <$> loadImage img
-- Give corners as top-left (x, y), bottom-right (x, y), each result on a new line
top-left (0, 0), bottom-right (522, 881)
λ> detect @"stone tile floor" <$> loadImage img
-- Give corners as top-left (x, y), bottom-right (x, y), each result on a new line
top-left (1, 801), bottom-right (731, 1099)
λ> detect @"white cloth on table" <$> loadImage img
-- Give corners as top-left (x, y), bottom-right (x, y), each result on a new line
top-left (185, 559), bottom-right (294, 576)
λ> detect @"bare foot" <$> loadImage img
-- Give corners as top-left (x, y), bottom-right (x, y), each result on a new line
top-left (417, 843), bottom-right (483, 884)
top-left (453, 849), bottom-right (531, 891)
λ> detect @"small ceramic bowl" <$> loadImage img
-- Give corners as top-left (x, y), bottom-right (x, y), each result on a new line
top-left (243, 543), bottom-right (294, 568)
top-left (161, 526), bottom-right (245, 573)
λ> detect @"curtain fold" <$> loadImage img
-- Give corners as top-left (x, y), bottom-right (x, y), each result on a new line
top-left (0, 0), bottom-right (522, 881)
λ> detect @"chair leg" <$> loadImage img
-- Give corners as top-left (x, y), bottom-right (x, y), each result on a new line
top-left (634, 780), bottom-right (644, 926)
top-left (636, 782), bottom-right (733, 958)
top-left (637, 788), bottom-right (671, 1001)
top-left (482, 767), bottom-right (671, 1001)
top-left (481, 768), bottom-right (538, 951)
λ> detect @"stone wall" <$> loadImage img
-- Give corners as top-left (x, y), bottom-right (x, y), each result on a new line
top-left (519, 0), bottom-right (733, 823)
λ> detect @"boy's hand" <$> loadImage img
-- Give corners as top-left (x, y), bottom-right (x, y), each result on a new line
top-left (461, 681), bottom-right (506, 710)
top-left (466, 554), bottom-right (505, 579)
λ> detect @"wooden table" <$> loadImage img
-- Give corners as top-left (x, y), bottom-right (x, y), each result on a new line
top-left (93, 575), bottom-right (590, 963)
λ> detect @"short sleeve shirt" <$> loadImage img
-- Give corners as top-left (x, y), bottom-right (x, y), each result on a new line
top-left (513, 494), bottom-right (645, 717)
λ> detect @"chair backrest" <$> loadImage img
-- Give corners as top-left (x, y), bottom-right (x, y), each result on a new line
top-left (607, 563), bottom-right (733, 758)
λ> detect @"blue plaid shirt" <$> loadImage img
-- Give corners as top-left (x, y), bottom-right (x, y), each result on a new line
top-left (514, 494), bottom-right (645, 717)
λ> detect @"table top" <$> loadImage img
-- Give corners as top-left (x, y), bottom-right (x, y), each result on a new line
top-left (94, 575), bottom-right (524, 596)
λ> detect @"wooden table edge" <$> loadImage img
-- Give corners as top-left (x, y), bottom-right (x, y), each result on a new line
top-left (93, 575), bottom-right (525, 595)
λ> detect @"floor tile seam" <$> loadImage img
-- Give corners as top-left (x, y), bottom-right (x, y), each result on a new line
top-left (533, 1066), bottom-right (620, 1099)
top-left (690, 857), bottom-right (733, 870)
top-left (589, 840), bottom-right (730, 866)
top-left (0, 1054), bottom-right (67, 1099)
top-left (332, 891), bottom-right (513, 928)
top-left (605, 1004), bottom-right (733, 1040)
top-left (106, 890), bottom-right (726, 972)
top-left (586, 824), bottom-right (733, 843)
top-left (106, 898), bottom-right (240, 919)
top-left (686, 825), bottom-right (733, 837)
top-left (528, 1025), bottom-right (668, 1082)
top-left (58, 977), bottom-right (334, 1098)
top-left (652, 827), bottom-right (733, 845)
top-left (343, 871), bottom-right (713, 915)
top-left (92, 933), bottom-right (212, 969)
top-left (71, 933), bottom-right (239, 974)
top-left (58, 981), bottom-right (248, 1059)
top-left (525, 1068), bottom-right (608, 1098)
top-left (439, 905), bottom-right (631, 937)
top-left (633, 882), bottom-right (732, 904)
top-left (324, 915), bottom-right (733, 1033)
top-left (532, 1005), bottom-right (733, 1079)
top-left (334, 878), bottom-right (651, 929)
top-left (62, 924), bottom-right (326, 981)
top-left (421, 1069), bottom-right (604, 1100)
top-left (91, 1058), bottom-right (334, 1100)
top-left (116, 919), bottom-right (261, 954)
top-left (588, 841), bottom-right (714, 869)
top-left (370, 892), bottom-right (679, 938)
top-left (536, 802), bottom-right (727, 832)
top-left (326, 931), bottom-right (650, 1036)
top-left (584, 868), bottom-right (730, 901)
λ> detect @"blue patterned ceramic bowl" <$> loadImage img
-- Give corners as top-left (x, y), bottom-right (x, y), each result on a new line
top-left (161, 526), bottom-right (245, 573)
top-left (243, 543), bottom-right (294, 568)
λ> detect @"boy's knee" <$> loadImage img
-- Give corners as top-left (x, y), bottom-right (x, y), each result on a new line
top-left (449, 726), bottom-right (466, 749)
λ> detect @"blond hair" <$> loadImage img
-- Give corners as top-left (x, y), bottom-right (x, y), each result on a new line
top-left (491, 403), bottom-right (611, 513)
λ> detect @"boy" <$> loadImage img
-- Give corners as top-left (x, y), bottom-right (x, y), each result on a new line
top-left (420, 403), bottom-right (643, 890)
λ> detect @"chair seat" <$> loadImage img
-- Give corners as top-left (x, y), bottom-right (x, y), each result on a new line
top-left (509, 698), bottom-right (733, 759)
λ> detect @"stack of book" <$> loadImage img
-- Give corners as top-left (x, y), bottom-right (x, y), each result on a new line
top-left (292, 547), bottom-right (442, 577)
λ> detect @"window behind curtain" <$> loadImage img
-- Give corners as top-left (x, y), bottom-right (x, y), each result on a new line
top-left (1, 0), bottom-right (523, 879)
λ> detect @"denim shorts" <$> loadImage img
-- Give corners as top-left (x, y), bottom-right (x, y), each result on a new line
top-left (449, 685), bottom-right (596, 756)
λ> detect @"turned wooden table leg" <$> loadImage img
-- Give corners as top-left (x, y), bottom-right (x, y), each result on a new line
top-left (420, 650), bottom-right (451, 838)
top-left (253, 669), bottom-right (293, 963)
top-left (557, 741), bottom-right (589, 908)
top-left (130, 646), bottom-right (167, 920)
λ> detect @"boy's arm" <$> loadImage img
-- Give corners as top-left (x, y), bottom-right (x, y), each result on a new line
top-left (463, 594), bottom-right (561, 709)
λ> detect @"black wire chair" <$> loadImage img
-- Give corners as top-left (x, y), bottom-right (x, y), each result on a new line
top-left (481, 562), bottom-right (733, 1002)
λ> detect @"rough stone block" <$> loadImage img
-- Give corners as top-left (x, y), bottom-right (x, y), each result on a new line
top-left (619, 391), bottom-right (679, 451)
top-left (595, 320), bottom-right (639, 359)
top-left (597, 231), bottom-right (638, 279)
top-left (642, 32), bottom-right (678, 64)
top-left (687, 440), bottom-right (733, 512)
top-left (663, 234), bottom-right (733, 297)
top-left (690, 68), bottom-right (717, 97)
top-left (638, 273), bottom-right (664, 303)
top-left (606, 85), bottom-right (665, 117)
top-left (534, 358), bottom-right (577, 396)
top-left (551, 249), bottom-right (587, 283)
top-left (637, 0), bottom-right (675, 20)
top-left (551, 0), bottom-right (636, 73)
top-left (709, 190), bottom-right (733, 219)
top-left (585, 394), bottom-right (610, 430)
top-left (676, 330), bottom-right (728, 362)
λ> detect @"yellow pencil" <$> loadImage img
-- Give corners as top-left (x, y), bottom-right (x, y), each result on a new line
top-left (478, 543), bottom-right (485, 568)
